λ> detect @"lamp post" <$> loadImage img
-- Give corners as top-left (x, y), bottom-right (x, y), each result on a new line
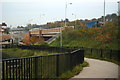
top-left (72, 13), bottom-right (76, 29)
top-left (103, 0), bottom-right (105, 26)
top-left (118, 1), bottom-right (120, 16)
top-left (39, 14), bottom-right (45, 38)
top-left (118, 1), bottom-right (120, 30)
top-left (65, 2), bottom-right (72, 27)
top-left (40, 14), bottom-right (45, 25)
top-left (60, 26), bottom-right (62, 47)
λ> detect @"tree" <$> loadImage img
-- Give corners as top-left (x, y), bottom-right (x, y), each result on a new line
top-left (23, 36), bottom-right (44, 45)
top-left (91, 18), bottom-right (97, 21)
top-left (65, 18), bottom-right (69, 22)
top-left (17, 26), bottom-right (24, 28)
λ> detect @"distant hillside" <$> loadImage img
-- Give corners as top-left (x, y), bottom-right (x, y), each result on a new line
top-left (19, 13), bottom-right (118, 31)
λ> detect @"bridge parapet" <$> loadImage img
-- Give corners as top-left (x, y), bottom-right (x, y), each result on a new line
top-left (30, 27), bottom-right (64, 34)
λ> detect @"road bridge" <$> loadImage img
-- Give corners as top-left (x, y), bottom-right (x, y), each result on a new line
top-left (0, 26), bottom-right (74, 44)
top-left (29, 27), bottom-right (63, 41)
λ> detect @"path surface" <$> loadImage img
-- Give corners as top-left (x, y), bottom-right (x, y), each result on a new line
top-left (70, 58), bottom-right (119, 79)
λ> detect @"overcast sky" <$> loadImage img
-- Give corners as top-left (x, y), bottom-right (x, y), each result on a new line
top-left (0, 0), bottom-right (119, 27)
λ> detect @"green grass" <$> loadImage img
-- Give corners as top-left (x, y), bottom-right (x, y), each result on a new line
top-left (2, 48), bottom-right (58, 59)
top-left (50, 27), bottom-right (119, 50)
top-left (57, 61), bottom-right (89, 79)
top-left (2, 48), bottom-right (34, 58)
top-left (50, 38), bottom-right (119, 50)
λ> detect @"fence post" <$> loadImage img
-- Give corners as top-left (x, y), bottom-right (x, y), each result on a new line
top-left (91, 48), bottom-right (92, 53)
top-left (2, 61), bottom-right (4, 80)
top-left (56, 55), bottom-right (59, 77)
top-left (117, 50), bottom-right (120, 61)
top-left (110, 50), bottom-right (112, 59)
top-left (81, 50), bottom-right (84, 63)
top-left (69, 53), bottom-right (72, 70)
top-left (100, 49), bottom-right (103, 58)
top-left (78, 50), bottom-right (84, 64)
top-left (34, 58), bottom-right (38, 79)
top-left (91, 48), bottom-right (92, 56)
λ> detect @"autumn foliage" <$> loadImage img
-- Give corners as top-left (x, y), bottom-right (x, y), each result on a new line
top-left (23, 36), bottom-right (44, 45)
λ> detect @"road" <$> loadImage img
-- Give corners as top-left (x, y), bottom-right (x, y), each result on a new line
top-left (70, 58), bottom-right (119, 79)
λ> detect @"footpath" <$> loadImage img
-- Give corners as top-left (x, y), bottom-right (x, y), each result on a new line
top-left (70, 58), bottom-right (119, 79)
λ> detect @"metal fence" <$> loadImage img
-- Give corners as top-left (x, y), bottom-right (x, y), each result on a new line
top-left (67, 46), bottom-right (119, 62)
top-left (17, 45), bottom-right (74, 53)
top-left (84, 48), bottom-right (120, 62)
top-left (2, 49), bottom-right (84, 79)
top-left (2, 44), bottom-right (119, 62)
top-left (2, 44), bottom-right (119, 79)
top-left (65, 47), bottom-right (119, 62)
top-left (2, 45), bottom-right (75, 53)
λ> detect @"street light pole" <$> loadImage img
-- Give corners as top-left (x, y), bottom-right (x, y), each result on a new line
top-left (65, 2), bottom-right (72, 27)
top-left (118, 1), bottom-right (120, 30)
top-left (65, 2), bottom-right (67, 27)
top-left (39, 14), bottom-right (45, 38)
top-left (103, 0), bottom-right (105, 26)
top-left (118, 1), bottom-right (120, 16)
top-left (60, 26), bottom-right (62, 47)
top-left (72, 13), bottom-right (76, 29)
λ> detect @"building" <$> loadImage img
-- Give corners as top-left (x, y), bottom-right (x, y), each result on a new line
top-left (0, 23), bottom-right (9, 34)
top-left (0, 23), bottom-right (12, 45)
top-left (85, 21), bottom-right (103, 27)
top-left (9, 27), bottom-right (27, 43)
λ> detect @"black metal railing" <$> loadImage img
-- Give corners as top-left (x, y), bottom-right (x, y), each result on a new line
top-left (64, 46), bottom-right (119, 63)
top-left (2, 49), bottom-right (84, 79)
top-left (83, 48), bottom-right (120, 62)
top-left (2, 45), bottom-right (75, 53)
top-left (17, 45), bottom-right (74, 53)
top-left (2, 44), bottom-right (119, 62)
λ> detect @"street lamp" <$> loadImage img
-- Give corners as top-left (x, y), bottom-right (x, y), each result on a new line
top-left (60, 26), bottom-right (62, 48)
top-left (118, 1), bottom-right (120, 28)
top-left (40, 14), bottom-right (45, 25)
top-left (65, 2), bottom-right (72, 27)
top-left (103, 0), bottom-right (106, 26)
top-left (72, 13), bottom-right (76, 29)
top-left (117, 1), bottom-right (120, 16)
top-left (39, 14), bottom-right (45, 38)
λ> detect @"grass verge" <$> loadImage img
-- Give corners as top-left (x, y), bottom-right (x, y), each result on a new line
top-left (2, 48), bottom-right (58, 59)
top-left (57, 61), bottom-right (89, 80)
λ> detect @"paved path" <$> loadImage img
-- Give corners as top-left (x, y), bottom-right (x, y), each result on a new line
top-left (70, 58), bottom-right (119, 79)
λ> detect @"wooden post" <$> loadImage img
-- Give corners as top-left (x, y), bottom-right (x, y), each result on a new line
top-left (39, 30), bottom-right (42, 38)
